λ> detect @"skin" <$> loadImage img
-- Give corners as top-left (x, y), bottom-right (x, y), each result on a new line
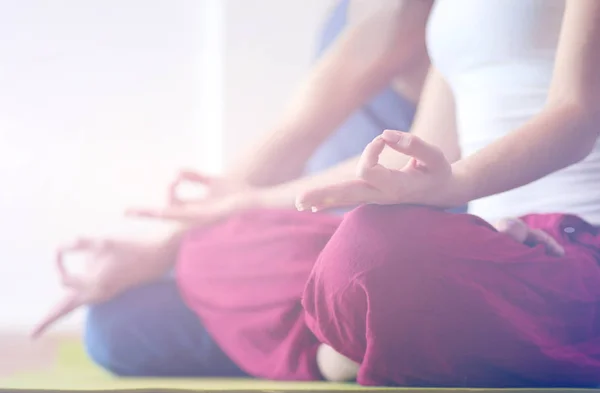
top-left (225, 0), bottom-right (433, 188)
top-left (34, 0), bottom-right (433, 338)
top-left (114, 0), bottom-right (591, 377)
top-left (296, 0), bottom-right (600, 211)
top-left (35, 0), bottom-right (581, 360)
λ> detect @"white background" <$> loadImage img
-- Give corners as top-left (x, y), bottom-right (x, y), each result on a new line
top-left (0, 0), bottom-right (334, 331)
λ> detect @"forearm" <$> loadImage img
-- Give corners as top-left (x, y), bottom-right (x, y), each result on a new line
top-left (227, 48), bottom-right (402, 187)
top-left (447, 1), bottom-right (600, 206)
top-left (226, 1), bottom-right (432, 187)
top-left (254, 66), bottom-right (460, 210)
top-left (127, 220), bottom-right (191, 272)
top-left (451, 105), bottom-right (599, 206)
top-left (253, 154), bottom-right (362, 209)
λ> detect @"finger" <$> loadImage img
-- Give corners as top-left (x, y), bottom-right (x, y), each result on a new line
top-left (494, 218), bottom-right (528, 243)
top-left (30, 292), bottom-right (83, 339)
top-left (358, 136), bottom-right (386, 172)
top-left (168, 179), bottom-right (183, 206)
top-left (296, 180), bottom-right (379, 212)
top-left (168, 169), bottom-right (214, 205)
top-left (529, 229), bottom-right (565, 257)
top-left (56, 237), bottom-right (105, 288)
top-left (380, 130), bottom-right (448, 172)
top-left (356, 137), bottom-right (401, 190)
top-left (177, 169), bottom-right (214, 184)
top-left (125, 206), bottom-right (195, 222)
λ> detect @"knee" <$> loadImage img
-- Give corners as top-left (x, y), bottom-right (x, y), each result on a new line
top-left (302, 205), bottom-right (456, 352)
top-left (84, 300), bottom-right (138, 376)
top-left (83, 282), bottom-right (176, 376)
top-left (315, 205), bottom-right (449, 279)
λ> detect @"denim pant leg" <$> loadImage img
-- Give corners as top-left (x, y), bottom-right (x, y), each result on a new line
top-left (84, 279), bottom-right (247, 377)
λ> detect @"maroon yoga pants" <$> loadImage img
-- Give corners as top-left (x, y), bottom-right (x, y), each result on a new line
top-left (303, 205), bottom-right (600, 387)
top-left (176, 205), bottom-right (600, 387)
top-left (176, 209), bottom-right (341, 380)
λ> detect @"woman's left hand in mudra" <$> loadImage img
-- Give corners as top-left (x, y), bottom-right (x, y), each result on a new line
top-left (296, 130), bottom-right (461, 212)
top-left (126, 169), bottom-right (257, 226)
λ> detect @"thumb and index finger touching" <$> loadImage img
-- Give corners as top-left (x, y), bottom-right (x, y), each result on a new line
top-left (127, 169), bottom-right (217, 222)
top-left (355, 130), bottom-right (448, 189)
top-left (34, 169), bottom-right (213, 339)
top-left (296, 130), bottom-right (437, 210)
top-left (32, 237), bottom-right (110, 339)
top-left (169, 169), bottom-right (215, 205)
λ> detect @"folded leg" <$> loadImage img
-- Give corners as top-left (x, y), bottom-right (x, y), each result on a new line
top-left (85, 279), bottom-right (246, 377)
top-left (303, 205), bottom-right (600, 387)
top-left (176, 209), bottom-right (342, 381)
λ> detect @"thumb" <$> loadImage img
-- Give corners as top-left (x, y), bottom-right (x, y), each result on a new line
top-left (380, 130), bottom-right (449, 172)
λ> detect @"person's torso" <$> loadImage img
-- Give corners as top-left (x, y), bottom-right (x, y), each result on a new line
top-left (427, 0), bottom-right (600, 225)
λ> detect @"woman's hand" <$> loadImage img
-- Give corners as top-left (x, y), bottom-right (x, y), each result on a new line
top-left (295, 130), bottom-right (464, 212)
top-left (166, 169), bottom-right (244, 206)
top-left (31, 228), bottom-right (180, 339)
top-left (127, 169), bottom-right (257, 225)
top-left (495, 217), bottom-right (565, 257)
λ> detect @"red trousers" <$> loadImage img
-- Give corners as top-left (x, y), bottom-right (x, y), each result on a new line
top-left (304, 205), bottom-right (600, 387)
top-left (176, 209), bottom-right (340, 380)
top-left (177, 206), bottom-right (600, 387)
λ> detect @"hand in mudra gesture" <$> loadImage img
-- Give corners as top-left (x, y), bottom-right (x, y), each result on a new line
top-left (31, 228), bottom-right (178, 339)
top-left (296, 130), bottom-right (457, 212)
top-left (127, 169), bottom-right (255, 226)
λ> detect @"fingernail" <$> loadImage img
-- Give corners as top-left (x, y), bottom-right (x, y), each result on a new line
top-left (311, 206), bottom-right (318, 213)
top-left (381, 129), bottom-right (400, 142)
top-left (382, 130), bottom-right (409, 147)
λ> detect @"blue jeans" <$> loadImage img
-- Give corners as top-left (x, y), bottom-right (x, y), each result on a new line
top-left (84, 0), bottom-right (418, 376)
top-left (85, 279), bottom-right (246, 377)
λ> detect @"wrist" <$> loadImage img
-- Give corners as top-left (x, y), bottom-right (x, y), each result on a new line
top-left (236, 187), bottom-right (267, 211)
top-left (447, 162), bottom-right (473, 207)
top-left (243, 185), bottom-right (299, 211)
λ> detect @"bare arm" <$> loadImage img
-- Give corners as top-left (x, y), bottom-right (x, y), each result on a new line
top-left (226, 0), bottom-right (433, 187)
top-left (255, 67), bottom-right (459, 209)
top-left (448, 0), bottom-right (600, 205)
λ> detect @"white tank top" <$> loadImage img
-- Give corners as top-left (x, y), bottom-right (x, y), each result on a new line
top-left (427, 0), bottom-right (600, 225)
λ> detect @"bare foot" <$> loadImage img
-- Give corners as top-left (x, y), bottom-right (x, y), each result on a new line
top-left (316, 343), bottom-right (360, 382)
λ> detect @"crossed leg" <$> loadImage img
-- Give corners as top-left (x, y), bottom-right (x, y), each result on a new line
top-left (303, 205), bottom-right (600, 387)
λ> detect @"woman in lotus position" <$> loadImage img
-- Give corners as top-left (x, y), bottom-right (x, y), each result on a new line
top-left (295, 0), bottom-right (600, 387)
top-left (34, 0), bottom-right (600, 387)
top-left (33, 0), bottom-right (432, 380)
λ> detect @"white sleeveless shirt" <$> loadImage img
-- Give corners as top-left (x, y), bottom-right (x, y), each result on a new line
top-left (427, 0), bottom-right (600, 226)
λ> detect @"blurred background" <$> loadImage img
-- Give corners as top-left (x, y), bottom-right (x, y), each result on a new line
top-left (0, 0), bottom-right (335, 335)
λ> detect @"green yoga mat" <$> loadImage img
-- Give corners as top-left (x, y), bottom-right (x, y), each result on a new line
top-left (0, 339), bottom-right (384, 391)
top-left (2, 339), bottom-right (599, 392)
top-left (4, 371), bottom-right (600, 392)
